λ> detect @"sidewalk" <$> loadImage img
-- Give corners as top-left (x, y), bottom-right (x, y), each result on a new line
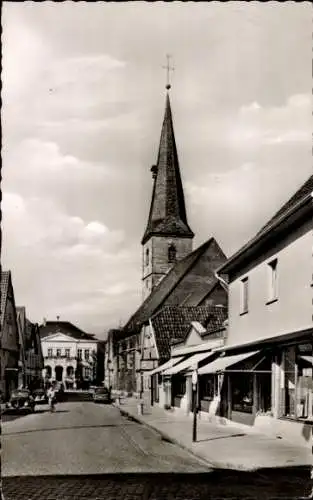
top-left (114, 397), bottom-right (312, 471)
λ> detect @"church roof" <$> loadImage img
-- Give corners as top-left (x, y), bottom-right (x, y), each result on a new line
top-left (39, 321), bottom-right (97, 341)
top-left (123, 237), bottom-right (227, 335)
top-left (142, 93), bottom-right (194, 244)
top-left (151, 305), bottom-right (227, 359)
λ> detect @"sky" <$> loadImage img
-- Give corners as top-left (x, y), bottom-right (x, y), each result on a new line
top-left (2, 2), bottom-right (312, 338)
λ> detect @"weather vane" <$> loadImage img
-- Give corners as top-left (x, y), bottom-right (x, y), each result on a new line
top-left (163, 54), bottom-right (174, 90)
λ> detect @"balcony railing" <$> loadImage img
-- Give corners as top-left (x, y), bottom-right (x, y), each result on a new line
top-left (44, 355), bottom-right (77, 360)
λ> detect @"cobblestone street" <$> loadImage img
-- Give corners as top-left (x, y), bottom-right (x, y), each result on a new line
top-left (2, 469), bottom-right (311, 500)
top-left (2, 401), bottom-right (311, 499)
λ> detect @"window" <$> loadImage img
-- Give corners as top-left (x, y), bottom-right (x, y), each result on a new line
top-left (77, 349), bottom-right (82, 360)
top-left (267, 258), bottom-right (278, 302)
top-left (168, 244), bottom-right (176, 264)
top-left (199, 375), bottom-right (218, 401)
top-left (240, 277), bottom-right (249, 314)
top-left (65, 349), bottom-right (70, 358)
top-left (84, 349), bottom-right (90, 360)
top-left (56, 349), bottom-right (61, 357)
top-left (145, 248), bottom-right (149, 266)
top-left (47, 348), bottom-right (53, 357)
top-left (232, 373), bottom-right (253, 414)
top-left (282, 343), bottom-right (313, 420)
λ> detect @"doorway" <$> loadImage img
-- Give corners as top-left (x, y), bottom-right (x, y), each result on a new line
top-left (55, 365), bottom-right (63, 382)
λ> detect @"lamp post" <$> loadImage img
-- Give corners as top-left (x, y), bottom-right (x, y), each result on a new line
top-left (192, 367), bottom-right (198, 442)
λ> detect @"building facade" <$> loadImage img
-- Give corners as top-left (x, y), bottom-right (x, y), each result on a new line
top-left (0, 271), bottom-right (20, 401)
top-left (149, 306), bottom-right (227, 412)
top-left (17, 307), bottom-right (44, 390)
top-left (207, 174), bottom-right (313, 447)
top-left (40, 321), bottom-right (100, 389)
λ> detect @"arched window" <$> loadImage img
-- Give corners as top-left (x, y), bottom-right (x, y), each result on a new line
top-left (145, 248), bottom-right (149, 266)
top-left (168, 244), bottom-right (176, 263)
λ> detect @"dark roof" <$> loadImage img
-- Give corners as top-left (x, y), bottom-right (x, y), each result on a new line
top-left (219, 174), bottom-right (313, 274)
top-left (142, 93), bottom-right (194, 244)
top-left (1, 271), bottom-right (11, 327)
top-left (257, 174), bottom-right (313, 236)
top-left (151, 305), bottom-right (227, 359)
top-left (123, 238), bottom-right (226, 334)
top-left (39, 321), bottom-right (97, 341)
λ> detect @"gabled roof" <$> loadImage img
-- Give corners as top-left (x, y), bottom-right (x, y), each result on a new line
top-left (39, 321), bottom-right (97, 341)
top-left (123, 237), bottom-right (226, 334)
top-left (218, 174), bottom-right (313, 275)
top-left (0, 271), bottom-right (11, 327)
top-left (142, 93), bottom-right (194, 244)
top-left (257, 174), bottom-right (313, 236)
top-left (41, 332), bottom-right (79, 343)
top-left (150, 305), bottom-right (227, 359)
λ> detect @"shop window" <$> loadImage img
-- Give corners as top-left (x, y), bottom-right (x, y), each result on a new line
top-left (168, 244), bottom-right (176, 264)
top-left (232, 373), bottom-right (253, 413)
top-left (267, 258), bottom-right (278, 302)
top-left (282, 343), bottom-right (313, 420)
top-left (240, 277), bottom-right (249, 314)
top-left (200, 375), bottom-right (218, 401)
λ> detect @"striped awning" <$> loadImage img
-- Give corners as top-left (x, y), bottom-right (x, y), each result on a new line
top-left (149, 357), bottom-right (184, 376)
top-left (163, 351), bottom-right (214, 376)
top-left (198, 351), bottom-right (259, 375)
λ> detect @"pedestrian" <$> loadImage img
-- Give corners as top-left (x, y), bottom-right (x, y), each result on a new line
top-left (47, 382), bottom-right (57, 412)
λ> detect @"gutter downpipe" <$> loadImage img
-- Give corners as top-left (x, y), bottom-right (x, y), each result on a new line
top-left (214, 270), bottom-right (229, 290)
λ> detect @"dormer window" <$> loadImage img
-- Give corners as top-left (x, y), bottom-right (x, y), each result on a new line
top-left (168, 244), bottom-right (176, 264)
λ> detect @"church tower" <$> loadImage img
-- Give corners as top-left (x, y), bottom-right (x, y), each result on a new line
top-left (141, 82), bottom-right (194, 300)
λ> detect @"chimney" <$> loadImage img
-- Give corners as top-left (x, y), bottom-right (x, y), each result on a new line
top-left (150, 165), bottom-right (158, 179)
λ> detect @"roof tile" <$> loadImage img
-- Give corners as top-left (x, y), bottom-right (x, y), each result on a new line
top-left (151, 305), bottom-right (227, 359)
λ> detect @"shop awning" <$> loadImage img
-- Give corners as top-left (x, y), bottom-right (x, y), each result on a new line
top-left (149, 357), bottom-right (184, 376)
top-left (300, 355), bottom-right (313, 365)
top-left (163, 351), bottom-right (214, 376)
top-left (198, 351), bottom-right (259, 375)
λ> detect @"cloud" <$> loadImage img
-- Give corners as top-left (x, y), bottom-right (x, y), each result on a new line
top-left (2, 191), bottom-right (140, 334)
top-left (234, 93), bottom-right (311, 147)
top-left (2, 138), bottom-right (117, 203)
top-left (186, 155), bottom-right (312, 257)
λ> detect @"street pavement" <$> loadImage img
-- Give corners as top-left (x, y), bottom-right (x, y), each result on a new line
top-left (1, 401), bottom-right (312, 499)
top-left (2, 401), bottom-right (209, 476)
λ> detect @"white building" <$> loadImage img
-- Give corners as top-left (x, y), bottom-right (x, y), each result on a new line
top-left (40, 320), bottom-right (99, 389)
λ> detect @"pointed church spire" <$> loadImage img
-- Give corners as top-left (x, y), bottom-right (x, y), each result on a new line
top-left (141, 90), bottom-right (194, 245)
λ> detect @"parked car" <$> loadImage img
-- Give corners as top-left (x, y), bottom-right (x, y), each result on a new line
top-left (93, 387), bottom-right (111, 404)
top-left (33, 388), bottom-right (48, 405)
top-left (6, 389), bottom-right (35, 413)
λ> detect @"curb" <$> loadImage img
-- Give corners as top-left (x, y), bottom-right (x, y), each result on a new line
top-left (115, 404), bottom-right (260, 472)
